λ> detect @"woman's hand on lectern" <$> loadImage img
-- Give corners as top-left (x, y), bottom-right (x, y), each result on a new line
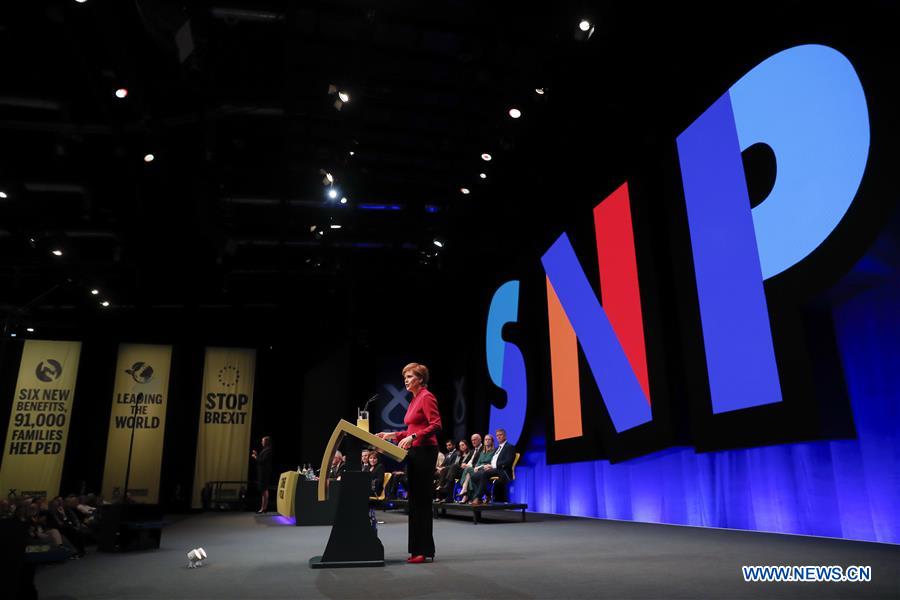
top-left (398, 435), bottom-right (415, 450)
top-left (376, 431), bottom-right (395, 440)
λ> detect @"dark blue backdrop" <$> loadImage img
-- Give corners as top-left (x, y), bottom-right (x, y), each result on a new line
top-left (510, 263), bottom-right (899, 543)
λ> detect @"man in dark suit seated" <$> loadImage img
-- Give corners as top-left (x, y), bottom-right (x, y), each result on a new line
top-left (328, 451), bottom-right (346, 480)
top-left (470, 428), bottom-right (515, 505)
top-left (433, 438), bottom-right (459, 497)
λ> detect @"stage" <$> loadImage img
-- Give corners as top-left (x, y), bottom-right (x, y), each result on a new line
top-left (33, 510), bottom-right (899, 599)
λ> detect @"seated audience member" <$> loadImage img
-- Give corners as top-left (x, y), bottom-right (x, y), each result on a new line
top-left (65, 495), bottom-right (94, 540)
top-left (437, 439), bottom-right (471, 502)
top-left (360, 448), bottom-right (371, 472)
top-left (435, 438), bottom-right (458, 482)
top-left (48, 499), bottom-right (86, 558)
top-left (433, 438), bottom-right (457, 498)
top-left (368, 452), bottom-right (386, 497)
top-left (328, 451), bottom-right (346, 480)
top-left (458, 434), bottom-right (495, 503)
top-left (76, 494), bottom-right (96, 526)
top-left (385, 466), bottom-right (408, 499)
top-left (470, 428), bottom-right (516, 505)
top-left (0, 499), bottom-right (12, 519)
top-left (24, 503), bottom-right (65, 548)
top-left (466, 433), bottom-right (484, 468)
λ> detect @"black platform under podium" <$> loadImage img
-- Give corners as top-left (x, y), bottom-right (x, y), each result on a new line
top-left (309, 472), bottom-right (384, 568)
top-left (294, 479), bottom-right (336, 526)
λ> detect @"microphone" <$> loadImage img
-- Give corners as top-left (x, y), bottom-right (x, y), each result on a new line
top-left (362, 393), bottom-right (379, 412)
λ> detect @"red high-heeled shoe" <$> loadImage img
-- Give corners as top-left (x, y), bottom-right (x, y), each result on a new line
top-left (407, 555), bottom-right (434, 564)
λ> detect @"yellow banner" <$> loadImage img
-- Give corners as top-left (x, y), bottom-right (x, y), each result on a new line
top-left (191, 347), bottom-right (256, 508)
top-left (0, 340), bottom-right (82, 499)
top-left (101, 344), bottom-right (172, 503)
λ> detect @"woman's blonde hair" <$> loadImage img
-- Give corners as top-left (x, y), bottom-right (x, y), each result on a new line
top-left (401, 362), bottom-right (429, 385)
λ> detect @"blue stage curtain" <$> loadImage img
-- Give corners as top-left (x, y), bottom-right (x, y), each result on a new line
top-left (511, 280), bottom-right (900, 543)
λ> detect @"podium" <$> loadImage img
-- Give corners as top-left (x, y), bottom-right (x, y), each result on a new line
top-left (294, 479), bottom-right (336, 526)
top-left (277, 471), bottom-right (299, 517)
top-left (309, 419), bottom-right (407, 568)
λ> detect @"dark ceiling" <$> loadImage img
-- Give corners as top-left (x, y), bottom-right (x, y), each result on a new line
top-left (1, 1), bottom-right (897, 344)
top-left (0, 1), bottom-right (572, 334)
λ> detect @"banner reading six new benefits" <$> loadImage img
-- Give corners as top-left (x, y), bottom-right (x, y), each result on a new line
top-left (192, 347), bottom-right (256, 508)
top-left (101, 343), bottom-right (172, 503)
top-left (0, 340), bottom-right (82, 499)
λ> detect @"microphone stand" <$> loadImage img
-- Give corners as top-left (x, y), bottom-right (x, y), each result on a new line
top-left (362, 394), bottom-right (378, 415)
top-left (122, 395), bottom-right (140, 504)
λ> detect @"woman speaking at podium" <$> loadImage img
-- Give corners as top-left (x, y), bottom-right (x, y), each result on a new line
top-left (377, 362), bottom-right (442, 564)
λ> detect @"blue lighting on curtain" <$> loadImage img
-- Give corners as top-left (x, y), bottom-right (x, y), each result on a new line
top-left (510, 277), bottom-right (900, 543)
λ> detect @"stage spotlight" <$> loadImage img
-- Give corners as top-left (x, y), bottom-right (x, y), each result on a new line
top-left (535, 88), bottom-right (545, 95)
top-left (10, 332), bottom-right (16, 337)
top-left (187, 547), bottom-right (208, 569)
top-left (340, 197), bottom-right (348, 204)
top-left (51, 249), bottom-right (63, 257)
top-left (575, 19), bottom-right (595, 41)
top-left (144, 153), bottom-right (155, 163)
top-left (325, 172), bottom-right (334, 183)
top-left (433, 239), bottom-right (444, 248)
top-left (508, 107), bottom-right (522, 119)
top-left (330, 224), bottom-right (342, 229)
top-left (91, 289), bottom-right (99, 295)
top-left (327, 85), bottom-right (351, 111)
top-left (481, 153), bottom-right (492, 161)
top-left (327, 189), bottom-right (338, 199)
top-left (479, 173), bottom-right (487, 179)
top-left (101, 301), bottom-right (110, 307)
top-left (115, 88), bottom-right (128, 99)
top-left (0, 191), bottom-right (8, 198)
top-left (75, 0), bottom-right (87, 3)
top-left (349, 151), bottom-right (355, 156)
top-left (26, 327), bottom-right (34, 333)
top-left (460, 187), bottom-right (470, 195)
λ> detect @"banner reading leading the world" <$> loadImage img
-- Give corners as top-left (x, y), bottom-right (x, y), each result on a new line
top-left (0, 340), bottom-right (82, 499)
top-left (101, 344), bottom-right (172, 503)
top-left (192, 347), bottom-right (256, 508)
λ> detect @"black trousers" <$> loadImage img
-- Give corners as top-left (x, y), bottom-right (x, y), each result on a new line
top-left (406, 445), bottom-right (437, 557)
top-left (439, 462), bottom-right (462, 499)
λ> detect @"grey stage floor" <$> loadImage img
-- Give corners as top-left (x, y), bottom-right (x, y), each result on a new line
top-left (34, 509), bottom-right (899, 599)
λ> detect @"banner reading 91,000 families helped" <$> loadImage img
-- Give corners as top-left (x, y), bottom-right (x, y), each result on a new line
top-left (0, 340), bottom-right (82, 500)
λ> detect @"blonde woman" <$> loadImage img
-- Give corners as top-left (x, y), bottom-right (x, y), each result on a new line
top-left (457, 434), bottom-right (495, 504)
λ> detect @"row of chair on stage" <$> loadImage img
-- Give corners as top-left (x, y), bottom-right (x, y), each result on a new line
top-left (329, 429), bottom-right (520, 507)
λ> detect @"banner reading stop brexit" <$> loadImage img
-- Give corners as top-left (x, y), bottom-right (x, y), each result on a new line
top-left (0, 340), bottom-right (82, 500)
top-left (191, 347), bottom-right (256, 508)
top-left (101, 343), bottom-right (172, 503)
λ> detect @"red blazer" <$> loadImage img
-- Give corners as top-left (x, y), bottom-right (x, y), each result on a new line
top-left (396, 387), bottom-right (442, 447)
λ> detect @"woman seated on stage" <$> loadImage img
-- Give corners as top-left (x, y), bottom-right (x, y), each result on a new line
top-left (457, 434), bottom-right (495, 504)
top-left (368, 451), bottom-right (386, 497)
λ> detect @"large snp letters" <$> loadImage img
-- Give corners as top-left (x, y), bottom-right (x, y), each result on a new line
top-left (485, 281), bottom-right (528, 445)
top-left (676, 44), bottom-right (868, 414)
top-left (542, 183), bottom-right (652, 436)
top-left (487, 45), bottom-right (870, 448)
